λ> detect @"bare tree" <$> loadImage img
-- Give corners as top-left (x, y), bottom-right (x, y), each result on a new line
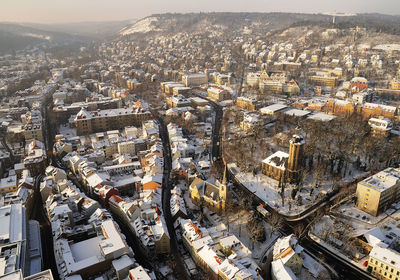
top-left (267, 211), bottom-right (284, 238)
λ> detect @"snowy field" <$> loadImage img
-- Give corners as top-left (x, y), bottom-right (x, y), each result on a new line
top-left (234, 171), bottom-right (326, 216)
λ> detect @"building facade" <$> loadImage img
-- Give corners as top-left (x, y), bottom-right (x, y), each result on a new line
top-left (356, 168), bottom-right (400, 217)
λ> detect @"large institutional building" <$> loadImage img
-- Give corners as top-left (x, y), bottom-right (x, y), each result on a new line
top-left (261, 135), bottom-right (305, 183)
top-left (182, 73), bottom-right (208, 87)
top-left (74, 104), bottom-right (152, 136)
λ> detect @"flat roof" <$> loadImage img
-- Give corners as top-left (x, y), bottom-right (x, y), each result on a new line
top-left (359, 168), bottom-right (400, 192)
top-left (260, 103), bottom-right (288, 114)
top-left (307, 112), bottom-right (336, 122)
top-left (284, 108), bottom-right (311, 117)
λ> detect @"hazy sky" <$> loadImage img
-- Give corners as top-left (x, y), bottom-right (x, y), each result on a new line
top-left (1, 0), bottom-right (400, 24)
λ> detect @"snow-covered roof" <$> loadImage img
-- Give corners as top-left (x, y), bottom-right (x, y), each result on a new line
top-left (370, 244), bottom-right (400, 271)
top-left (307, 112), bottom-right (336, 122)
top-left (284, 109), bottom-right (311, 117)
top-left (128, 266), bottom-right (156, 280)
top-left (260, 103), bottom-right (288, 114)
top-left (364, 227), bottom-right (386, 247)
top-left (359, 168), bottom-right (400, 193)
top-left (368, 117), bottom-right (392, 130)
top-left (271, 259), bottom-right (297, 280)
top-left (0, 204), bottom-right (25, 243)
top-left (262, 151), bottom-right (289, 171)
top-left (197, 245), bottom-right (222, 274)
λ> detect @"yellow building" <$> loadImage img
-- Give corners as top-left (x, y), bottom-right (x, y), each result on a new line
top-left (356, 168), bottom-right (400, 217)
top-left (309, 75), bottom-right (338, 88)
top-left (207, 86), bottom-right (231, 102)
top-left (0, 176), bottom-right (17, 195)
top-left (189, 175), bottom-right (227, 213)
top-left (283, 80), bottom-right (300, 95)
top-left (22, 123), bottom-right (44, 142)
top-left (368, 245), bottom-right (400, 280)
top-left (391, 79), bottom-right (400, 90)
top-left (74, 106), bottom-right (151, 136)
top-left (215, 74), bottom-right (232, 85)
top-left (236, 96), bottom-right (257, 111)
top-left (259, 81), bottom-right (283, 94)
top-left (368, 117), bottom-right (392, 138)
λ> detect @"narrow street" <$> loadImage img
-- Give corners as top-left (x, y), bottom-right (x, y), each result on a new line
top-left (52, 156), bottom-right (154, 272)
top-left (31, 175), bottom-right (60, 280)
top-left (158, 116), bottom-right (190, 280)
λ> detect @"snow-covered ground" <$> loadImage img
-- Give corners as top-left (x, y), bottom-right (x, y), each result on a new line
top-left (330, 200), bottom-right (400, 235)
top-left (234, 171), bottom-right (325, 216)
top-left (373, 44), bottom-right (400, 52)
top-left (58, 124), bottom-right (77, 138)
top-left (120, 17), bottom-right (161, 35)
top-left (203, 208), bottom-right (280, 263)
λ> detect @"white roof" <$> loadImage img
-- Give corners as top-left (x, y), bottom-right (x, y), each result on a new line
top-left (284, 109), bottom-right (311, 117)
top-left (128, 266), bottom-right (155, 280)
top-left (0, 176), bottom-right (17, 189)
top-left (197, 245), bottom-right (222, 274)
top-left (112, 255), bottom-right (135, 271)
top-left (359, 168), bottom-right (400, 193)
top-left (0, 204), bottom-right (25, 243)
top-left (100, 219), bottom-right (128, 257)
top-left (262, 151), bottom-right (289, 171)
top-left (271, 259), bottom-right (297, 280)
top-left (364, 227), bottom-right (385, 247)
top-left (260, 103), bottom-right (288, 114)
top-left (370, 245), bottom-right (400, 271)
top-left (307, 112), bottom-right (336, 122)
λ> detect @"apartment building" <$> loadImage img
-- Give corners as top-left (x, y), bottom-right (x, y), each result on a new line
top-left (368, 244), bottom-right (400, 280)
top-left (351, 77), bottom-right (369, 92)
top-left (368, 117), bottom-right (393, 137)
top-left (108, 190), bottom-right (170, 259)
top-left (0, 204), bottom-right (27, 277)
top-left (74, 106), bottom-right (151, 135)
top-left (236, 96), bottom-right (257, 111)
top-left (22, 123), bottom-right (43, 142)
top-left (207, 86), bottom-right (231, 102)
top-left (362, 103), bottom-right (397, 119)
top-left (182, 73), bottom-right (208, 87)
top-left (308, 75), bottom-right (338, 88)
top-left (259, 81), bottom-right (283, 94)
top-left (356, 168), bottom-right (400, 216)
top-left (246, 72), bottom-right (260, 87)
top-left (324, 99), bottom-right (356, 116)
top-left (179, 218), bottom-right (262, 280)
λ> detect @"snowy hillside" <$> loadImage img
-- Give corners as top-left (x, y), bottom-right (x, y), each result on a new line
top-left (120, 17), bottom-right (161, 35)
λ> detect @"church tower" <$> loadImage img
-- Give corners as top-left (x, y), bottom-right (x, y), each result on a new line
top-left (287, 135), bottom-right (305, 183)
top-left (219, 165), bottom-right (228, 211)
